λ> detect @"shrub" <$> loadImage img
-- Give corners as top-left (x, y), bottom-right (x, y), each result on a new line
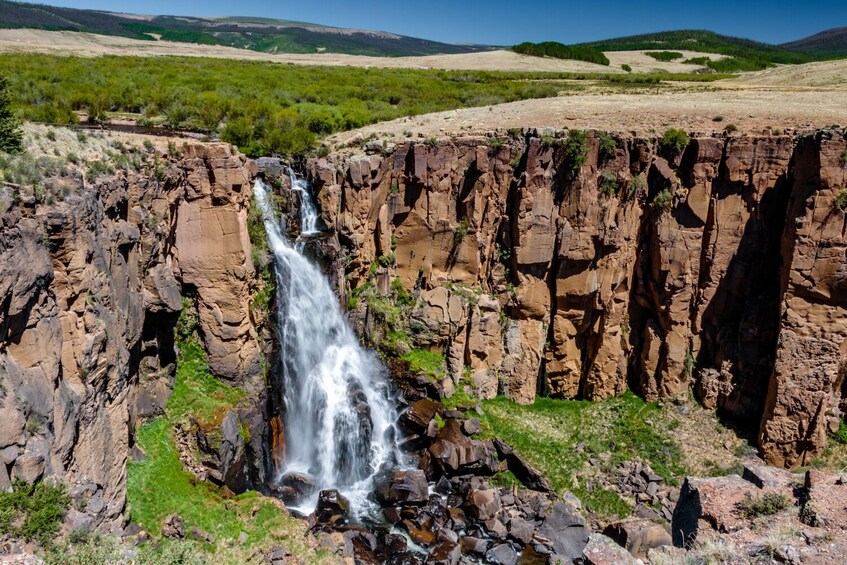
top-left (598, 170), bottom-right (618, 195)
top-left (835, 189), bottom-right (847, 210)
top-left (645, 51), bottom-right (684, 62)
top-left (660, 128), bottom-right (690, 155)
top-left (832, 421), bottom-right (847, 444)
top-left (453, 218), bottom-right (469, 245)
top-left (724, 124), bottom-right (738, 134)
top-left (0, 73), bottom-right (22, 152)
top-left (840, 149), bottom-right (847, 168)
top-left (712, 115), bottom-right (724, 122)
top-left (736, 492), bottom-right (791, 517)
top-left (629, 175), bottom-right (646, 197)
top-left (653, 189), bottom-right (673, 209)
top-left (621, 64), bottom-right (632, 73)
top-left (0, 480), bottom-right (70, 545)
top-left (563, 129), bottom-right (589, 173)
top-left (598, 132), bottom-right (617, 161)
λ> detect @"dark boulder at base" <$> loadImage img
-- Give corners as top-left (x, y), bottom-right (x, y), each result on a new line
top-left (315, 489), bottom-right (350, 526)
top-left (536, 501), bottom-right (590, 562)
top-left (374, 468), bottom-right (430, 506)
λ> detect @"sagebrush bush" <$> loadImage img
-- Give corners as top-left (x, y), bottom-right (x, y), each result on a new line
top-left (564, 129), bottom-right (589, 173)
top-left (598, 133), bottom-right (617, 161)
top-left (835, 189), bottom-right (847, 210)
top-left (0, 73), bottom-right (22, 152)
top-left (736, 492), bottom-right (791, 517)
top-left (0, 480), bottom-right (70, 545)
top-left (660, 128), bottom-right (690, 155)
top-left (653, 188), bottom-right (673, 209)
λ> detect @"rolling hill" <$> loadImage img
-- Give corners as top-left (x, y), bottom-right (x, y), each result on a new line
top-left (580, 30), bottom-right (817, 72)
top-left (0, 0), bottom-right (493, 56)
top-left (781, 26), bottom-right (847, 57)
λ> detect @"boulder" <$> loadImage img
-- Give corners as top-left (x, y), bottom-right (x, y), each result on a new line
top-left (374, 469), bottom-right (430, 506)
top-left (536, 501), bottom-right (590, 562)
top-left (316, 489), bottom-right (350, 526)
top-left (603, 519), bottom-right (671, 558)
top-left (162, 514), bottom-right (185, 539)
top-left (426, 541), bottom-right (461, 564)
top-left (464, 488), bottom-right (501, 521)
top-left (428, 420), bottom-right (497, 477)
top-left (402, 398), bottom-right (442, 435)
top-left (485, 543), bottom-right (518, 565)
top-left (582, 533), bottom-right (640, 565)
top-left (493, 439), bottom-right (552, 492)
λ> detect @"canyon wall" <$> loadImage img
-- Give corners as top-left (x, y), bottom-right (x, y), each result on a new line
top-left (306, 129), bottom-right (847, 467)
top-left (0, 143), bottom-right (268, 528)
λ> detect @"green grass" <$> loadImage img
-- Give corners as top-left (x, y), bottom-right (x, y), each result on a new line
top-left (401, 349), bottom-right (447, 380)
top-left (475, 392), bottom-right (685, 519)
top-left (167, 339), bottom-right (246, 431)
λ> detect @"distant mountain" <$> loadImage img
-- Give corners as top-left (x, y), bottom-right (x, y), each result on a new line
top-left (781, 27), bottom-right (847, 57)
top-left (0, 0), bottom-right (493, 57)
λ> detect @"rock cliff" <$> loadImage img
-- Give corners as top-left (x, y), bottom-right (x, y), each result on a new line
top-left (0, 143), bottom-right (267, 528)
top-left (305, 129), bottom-right (847, 467)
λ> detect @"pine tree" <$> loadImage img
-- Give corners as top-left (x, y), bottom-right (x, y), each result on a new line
top-left (0, 73), bottom-right (22, 153)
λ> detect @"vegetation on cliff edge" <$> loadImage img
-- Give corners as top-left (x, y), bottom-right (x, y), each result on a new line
top-left (476, 392), bottom-right (684, 518)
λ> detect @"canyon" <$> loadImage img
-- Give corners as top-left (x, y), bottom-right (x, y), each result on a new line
top-left (2, 126), bottom-right (847, 562)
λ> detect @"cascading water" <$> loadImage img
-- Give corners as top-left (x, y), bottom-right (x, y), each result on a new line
top-left (253, 173), bottom-right (402, 517)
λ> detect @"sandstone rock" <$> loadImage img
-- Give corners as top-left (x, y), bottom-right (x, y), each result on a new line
top-left (464, 488), bottom-right (501, 521)
top-left (603, 519), bottom-right (671, 558)
top-left (583, 533), bottom-right (641, 565)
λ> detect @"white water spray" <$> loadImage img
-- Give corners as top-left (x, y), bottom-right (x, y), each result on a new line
top-left (253, 173), bottom-right (401, 516)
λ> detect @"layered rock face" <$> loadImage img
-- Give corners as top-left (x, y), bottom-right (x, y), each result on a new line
top-left (0, 144), bottom-right (265, 528)
top-left (306, 129), bottom-right (847, 467)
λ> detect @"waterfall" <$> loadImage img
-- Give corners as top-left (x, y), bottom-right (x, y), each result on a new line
top-left (253, 173), bottom-right (401, 516)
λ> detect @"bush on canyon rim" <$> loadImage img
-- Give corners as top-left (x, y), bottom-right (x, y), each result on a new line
top-left (660, 128), bottom-right (691, 155)
top-left (0, 72), bottom-right (22, 153)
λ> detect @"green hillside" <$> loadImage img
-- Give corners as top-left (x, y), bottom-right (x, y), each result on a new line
top-left (0, 0), bottom-right (493, 57)
top-left (582, 29), bottom-right (818, 72)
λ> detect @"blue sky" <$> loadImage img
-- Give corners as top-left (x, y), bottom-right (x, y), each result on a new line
top-left (44, 0), bottom-right (847, 45)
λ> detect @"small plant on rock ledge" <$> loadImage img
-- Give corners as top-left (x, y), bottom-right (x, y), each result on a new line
top-left (563, 129), bottom-right (589, 174)
top-left (840, 149), bottom-right (847, 168)
top-left (835, 189), bottom-right (847, 210)
top-left (653, 188), bottom-right (673, 210)
top-left (598, 170), bottom-right (618, 196)
top-left (736, 492), bottom-right (791, 517)
top-left (598, 132), bottom-right (617, 162)
top-left (628, 174), bottom-right (646, 198)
